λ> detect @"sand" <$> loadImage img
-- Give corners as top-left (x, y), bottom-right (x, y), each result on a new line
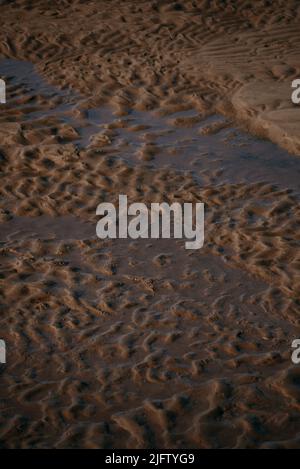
top-left (0, 0), bottom-right (300, 449)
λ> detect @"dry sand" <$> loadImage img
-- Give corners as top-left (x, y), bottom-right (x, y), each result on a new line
top-left (0, 0), bottom-right (300, 449)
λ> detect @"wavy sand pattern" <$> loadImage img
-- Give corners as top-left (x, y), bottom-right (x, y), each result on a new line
top-left (0, 0), bottom-right (300, 449)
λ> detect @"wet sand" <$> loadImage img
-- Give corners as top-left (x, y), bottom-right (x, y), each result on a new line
top-left (0, 1), bottom-right (300, 449)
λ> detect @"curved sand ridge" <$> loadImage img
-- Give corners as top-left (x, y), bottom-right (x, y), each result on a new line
top-left (0, 2), bottom-right (300, 449)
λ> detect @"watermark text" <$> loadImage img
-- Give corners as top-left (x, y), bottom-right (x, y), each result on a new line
top-left (96, 195), bottom-right (204, 249)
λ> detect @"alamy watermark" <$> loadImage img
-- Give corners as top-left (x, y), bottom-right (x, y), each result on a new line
top-left (96, 195), bottom-right (204, 249)
top-left (291, 339), bottom-right (300, 364)
top-left (0, 79), bottom-right (5, 104)
top-left (0, 340), bottom-right (6, 364)
top-left (291, 79), bottom-right (300, 104)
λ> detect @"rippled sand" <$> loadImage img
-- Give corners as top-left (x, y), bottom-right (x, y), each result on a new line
top-left (0, 2), bottom-right (300, 449)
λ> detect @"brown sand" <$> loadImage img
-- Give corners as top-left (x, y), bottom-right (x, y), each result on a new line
top-left (0, 0), bottom-right (300, 449)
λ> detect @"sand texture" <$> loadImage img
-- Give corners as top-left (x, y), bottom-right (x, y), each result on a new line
top-left (0, 0), bottom-right (300, 449)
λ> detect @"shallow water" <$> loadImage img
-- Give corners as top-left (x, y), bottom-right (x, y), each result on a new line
top-left (100, 108), bottom-right (300, 191)
top-left (0, 215), bottom-right (95, 242)
top-left (1, 59), bottom-right (300, 193)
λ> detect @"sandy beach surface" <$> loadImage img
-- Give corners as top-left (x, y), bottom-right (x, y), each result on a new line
top-left (0, 0), bottom-right (300, 449)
